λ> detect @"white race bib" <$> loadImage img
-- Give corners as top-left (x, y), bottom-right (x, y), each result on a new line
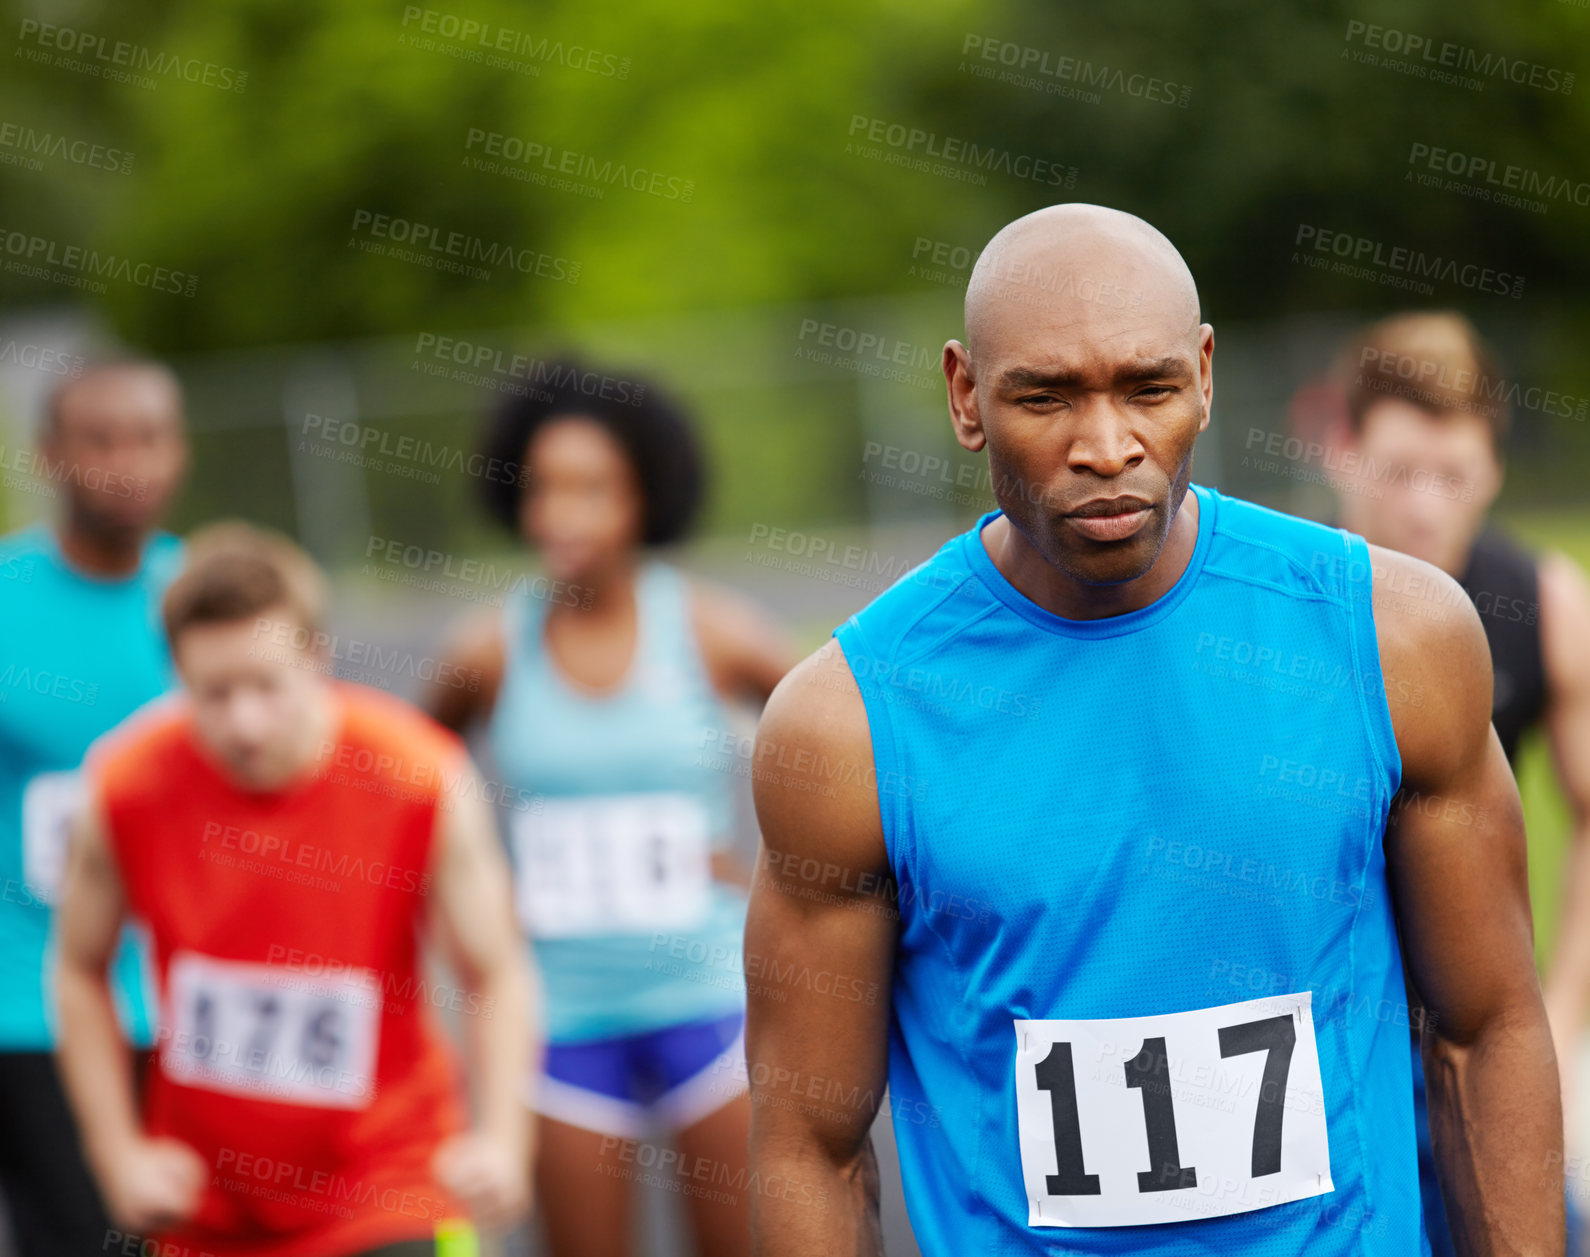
top-left (511, 793), bottom-right (711, 938)
top-left (1013, 992), bottom-right (1332, 1227)
top-left (21, 770), bottom-right (84, 905)
top-left (162, 951), bottom-right (380, 1109)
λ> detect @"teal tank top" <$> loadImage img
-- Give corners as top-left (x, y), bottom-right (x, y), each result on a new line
top-left (487, 561), bottom-right (748, 1042)
top-left (0, 524), bottom-right (182, 1049)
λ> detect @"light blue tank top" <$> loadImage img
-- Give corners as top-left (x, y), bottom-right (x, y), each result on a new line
top-left (834, 483), bottom-right (1426, 1254)
top-left (488, 561), bottom-right (748, 1043)
top-left (0, 524), bottom-right (182, 1049)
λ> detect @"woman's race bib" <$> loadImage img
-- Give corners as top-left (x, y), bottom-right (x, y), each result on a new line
top-left (510, 793), bottom-right (712, 938)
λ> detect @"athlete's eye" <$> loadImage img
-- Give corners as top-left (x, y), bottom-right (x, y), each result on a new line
top-left (1135, 385), bottom-right (1174, 399)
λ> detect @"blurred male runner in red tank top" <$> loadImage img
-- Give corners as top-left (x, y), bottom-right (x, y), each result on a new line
top-left (54, 522), bottom-right (537, 1257)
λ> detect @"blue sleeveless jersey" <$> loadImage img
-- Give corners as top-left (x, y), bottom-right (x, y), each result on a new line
top-left (834, 483), bottom-right (1426, 1255)
top-left (488, 561), bottom-right (749, 1043)
top-left (0, 525), bottom-right (182, 1049)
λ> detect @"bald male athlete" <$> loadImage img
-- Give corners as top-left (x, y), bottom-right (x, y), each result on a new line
top-left (745, 205), bottom-right (1561, 1254)
top-left (0, 362), bottom-right (187, 1254)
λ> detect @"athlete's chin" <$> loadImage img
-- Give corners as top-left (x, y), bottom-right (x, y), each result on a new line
top-left (83, 499), bottom-right (161, 538)
top-left (1061, 549), bottom-right (1158, 587)
top-left (1388, 530), bottom-right (1457, 574)
top-left (1045, 524), bottom-right (1163, 586)
top-left (219, 747), bottom-right (288, 791)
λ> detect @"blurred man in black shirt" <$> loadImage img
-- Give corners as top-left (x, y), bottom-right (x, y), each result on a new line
top-left (1315, 311), bottom-right (1590, 1254)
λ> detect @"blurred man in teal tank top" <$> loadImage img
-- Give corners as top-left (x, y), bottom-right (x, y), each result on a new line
top-left (425, 365), bottom-right (798, 1257)
top-left (0, 360), bottom-right (187, 1254)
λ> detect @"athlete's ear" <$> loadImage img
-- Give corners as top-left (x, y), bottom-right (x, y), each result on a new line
top-left (1197, 323), bottom-right (1215, 434)
top-left (944, 340), bottom-right (986, 453)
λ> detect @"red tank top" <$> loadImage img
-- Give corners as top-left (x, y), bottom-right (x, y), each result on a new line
top-left (94, 683), bottom-right (472, 1257)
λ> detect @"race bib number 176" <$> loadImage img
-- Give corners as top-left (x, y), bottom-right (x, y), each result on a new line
top-left (1013, 992), bottom-right (1332, 1228)
top-left (162, 952), bottom-right (380, 1109)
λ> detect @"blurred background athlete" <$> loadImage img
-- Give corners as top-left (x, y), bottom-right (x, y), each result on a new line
top-left (56, 524), bottom-right (534, 1256)
top-left (1311, 312), bottom-right (1590, 1255)
top-left (0, 361), bottom-right (187, 1254)
top-left (427, 365), bottom-right (796, 1257)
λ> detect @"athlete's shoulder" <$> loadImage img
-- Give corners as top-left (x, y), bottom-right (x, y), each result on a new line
top-left (0, 525), bottom-right (53, 612)
top-left (142, 529), bottom-right (185, 586)
top-left (836, 519), bottom-right (988, 664)
top-left (84, 691), bottom-right (192, 800)
top-left (1197, 483), bottom-right (1357, 603)
top-left (0, 522), bottom-right (51, 561)
top-left (1366, 542), bottom-right (1492, 777)
top-left (336, 682), bottom-right (465, 768)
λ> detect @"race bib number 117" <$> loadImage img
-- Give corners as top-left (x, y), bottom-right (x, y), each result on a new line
top-left (1013, 992), bottom-right (1332, 1228)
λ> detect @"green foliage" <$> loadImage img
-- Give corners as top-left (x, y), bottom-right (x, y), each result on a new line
top-left (6, 0), bottom-right (1586, 349)
top-left (2, 0), bottom-right (1586, 536)
top-left (3, 0), bottom-right (1587, 982)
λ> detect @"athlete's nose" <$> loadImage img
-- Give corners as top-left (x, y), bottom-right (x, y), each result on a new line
top-left (224, 688), bottom-right (275, 746)
top-left (1065, 402), bottom-right (1146, 478)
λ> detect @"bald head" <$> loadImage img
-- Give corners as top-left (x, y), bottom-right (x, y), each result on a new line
top-left (41, 359), bottom-right (187, 543)
top-left (46, 361), bottom-right (183, 439)
top-left (965, 204), bottom-right (1200, 358)
top-left (942, 204), bottom-right (1214, 597)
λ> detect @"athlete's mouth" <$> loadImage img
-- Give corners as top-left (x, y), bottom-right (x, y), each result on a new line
top-left (1064, 496), bottom-right (1154, 542)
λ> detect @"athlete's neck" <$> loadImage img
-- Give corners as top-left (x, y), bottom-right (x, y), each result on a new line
top-left (296, 684), bottom-right (339, 781)
top-left (562, 556), bottom-right (639, 617)
top-left (53, 517), bottom-right (148, 578)
top-left (986, 490), bottom-right (1201, 621)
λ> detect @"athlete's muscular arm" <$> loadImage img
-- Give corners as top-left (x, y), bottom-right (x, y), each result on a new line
top-left (426, 755), bottom-right (539, 1231)
top-left (746, 640), bottom-right (896, 1256)
top-left (1534, 553), bottom-right (1590, 1103)
top-left (690, 579), bottom-right (801, 706)
top-left (56, 786), bottom-right (206, 1233)
top-left (692, 580), bottom-right (802, 889)
top-left (423, 609), bottom-right (505, 733)
top-left (1374, 544), bottom-right (1564, 1253)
